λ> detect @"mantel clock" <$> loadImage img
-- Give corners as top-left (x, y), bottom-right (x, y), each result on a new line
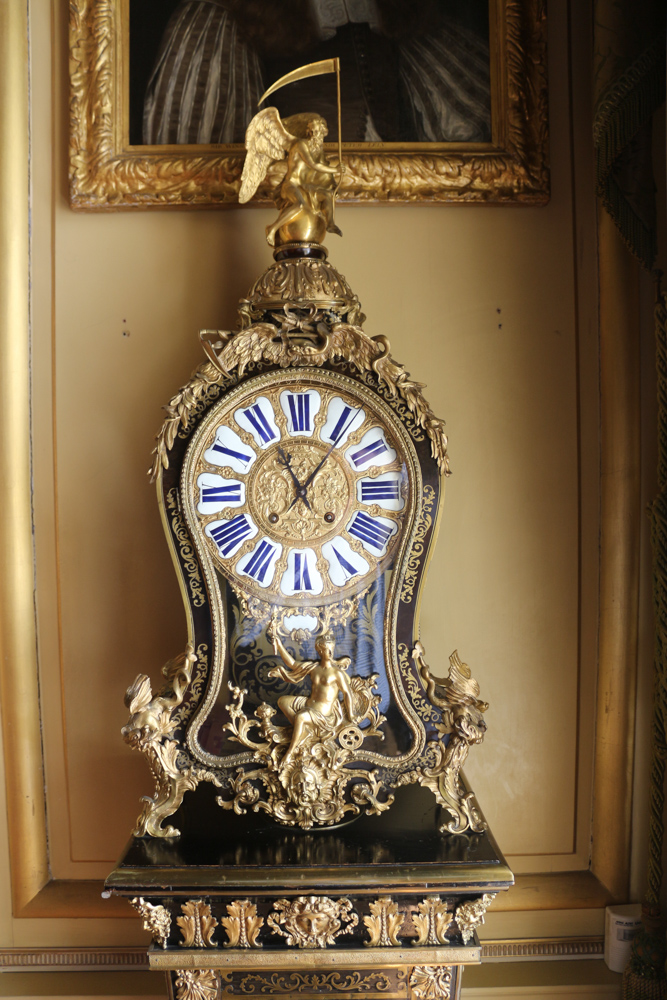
top-left (107, 75), bottom-right (512, 1000)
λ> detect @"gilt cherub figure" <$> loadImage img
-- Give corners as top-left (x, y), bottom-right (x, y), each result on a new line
top-left (239, 107), bottom-right (342, 248)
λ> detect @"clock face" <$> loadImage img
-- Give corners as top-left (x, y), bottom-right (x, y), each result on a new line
top-left (181, 371), bottom-right (412, 608)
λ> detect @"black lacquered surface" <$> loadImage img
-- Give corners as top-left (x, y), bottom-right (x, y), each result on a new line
top-left (107, 785), bottom-right (512, 894)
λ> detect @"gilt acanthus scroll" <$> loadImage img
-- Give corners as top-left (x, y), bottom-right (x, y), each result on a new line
top-left (363, 898), bottom-right (405, 948)
top-left (177, 900), bottom-right (219, 949)
top-left (221, 900), bottom-right (264, 949)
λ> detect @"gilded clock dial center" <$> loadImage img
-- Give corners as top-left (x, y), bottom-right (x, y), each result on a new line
top-left (249, 441), bottom-right (351, 544)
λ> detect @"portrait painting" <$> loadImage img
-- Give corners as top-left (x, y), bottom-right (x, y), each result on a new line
top-left (129, 0), bottom-right (492, 147)
top-left (69, 0), bottom-right (548, 208)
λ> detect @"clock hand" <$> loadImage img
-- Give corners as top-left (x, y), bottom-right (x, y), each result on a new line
top-left (286, 440), bottom-right (337, 513)
top-left (287, 410), bottom-right (359, 511)
top-left (300, 439), bottom-right (338, 493)
top-left (276, 446), bottom-right (302, 489)
top-left (286, 409), bottom-right (360, 512)
top-left (276, 445), bottom-right (312, 511)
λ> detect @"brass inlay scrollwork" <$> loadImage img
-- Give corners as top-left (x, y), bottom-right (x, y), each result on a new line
top-left (228, 971), bottom-right (392, 994)
top-left (130, 897), bottom-right (171, 949)
top-left (122, 644), bottom-right (222, 838)
top-left (401, 486), bottom-right (436, 604)
top-left (397, 645), bottom-right (441, 725)
top-left (267, 896), bottom-right (358, 948)
top-left (411, 897), bottom-right (452, 946)
top-left (177, 900), bottom-right (218, 948)
top-left (221, 899), bottom-right (263, 949)
top-left (174, 969), bottom-right (219, 1000)
top-left (455, 893), bottom-right (496, 944)
top-left (172, 643), bottom-right (209, 729)
top-left (166, 488), bottom-right (206, 609)
top-left (363, 897), bottom-right (405, 947)
top-left (409, 967), bottom-right (453, 1000)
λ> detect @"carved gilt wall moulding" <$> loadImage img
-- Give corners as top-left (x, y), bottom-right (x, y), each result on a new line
top-left (69, 0), bottom-right (548, 209)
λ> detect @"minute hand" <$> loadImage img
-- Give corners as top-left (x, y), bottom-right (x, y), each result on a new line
top-left (277, 446), bottom-right (312, 511)
top-left (287, 438), bottom-right (339, 512)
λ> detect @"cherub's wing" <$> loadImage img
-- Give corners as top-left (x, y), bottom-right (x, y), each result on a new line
top-left (239, 107), bottom-right (295, 204)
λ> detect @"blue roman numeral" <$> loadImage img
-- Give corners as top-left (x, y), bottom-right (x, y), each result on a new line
top-left (348, 512), bottom-right (394, 552)
top-left (210, 442), bottom-right (253, 467)
top-left (209, 514), bottom-right (253, 557)
top-left (293, 552), bottom-right (313, 591)
top-left (360, 479), bottom-right (400, 502)
top-left (201, 484), bottom-right (242, 504)
top-left (286, 393), bottom-right (312, 433)
top-left (350, 437), bottom-right (388, 468)
top-left (241, 539), bottom-right (278, 583)
top-left (330, 546), bottom-right (361, 580)
top-left (327, 405), bottom-right (358, 444)
top-left (242, 404), bottom-right (277, 444)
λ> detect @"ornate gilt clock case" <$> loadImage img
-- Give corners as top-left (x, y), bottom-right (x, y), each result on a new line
top-left (123, 244), bottom-right (488, 839)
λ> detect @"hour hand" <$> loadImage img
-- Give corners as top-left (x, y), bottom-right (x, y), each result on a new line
top-left (289, 437), bottom-right (338, 510)
top-left (277, 446), bottom-right (311, 511)
top-left (276, 447), bottom-right (300, 487)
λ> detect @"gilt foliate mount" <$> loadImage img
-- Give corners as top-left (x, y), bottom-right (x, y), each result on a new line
top-left (123, 104), bottom-right (488, 837)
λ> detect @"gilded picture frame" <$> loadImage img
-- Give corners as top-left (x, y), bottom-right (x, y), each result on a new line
top-left (69, 0), bottom-right (549, 210)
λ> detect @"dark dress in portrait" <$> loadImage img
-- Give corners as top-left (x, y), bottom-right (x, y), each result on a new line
top-left (137, 0), bottom-right (491, 145)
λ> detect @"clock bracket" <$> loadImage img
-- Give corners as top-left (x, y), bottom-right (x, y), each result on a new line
top-left (123, 247), bottom-right (488, 839)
